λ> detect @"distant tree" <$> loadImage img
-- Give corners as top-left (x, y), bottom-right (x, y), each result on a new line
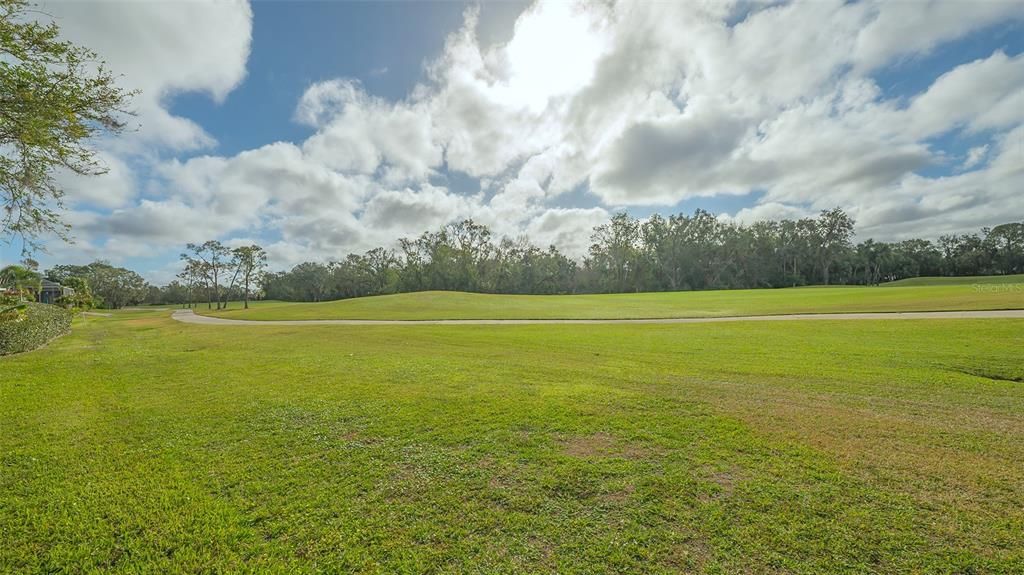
top-left (743, 221), bottom-right (782, 288)
top-left (175, 270), bottom-right (191, 308)
top-left (56, 275), bottom-right (94, 310)
top-left (0, 0), bottom-right (135, 251)
top-left (588, 212), bottom-right (640, 293)
top-left (81, 262), bottom-right (145, 309)
top-left (640, 214), bottom-right (687, 291)
top-left (174, 259), bottom-right (206, 309)
top-left (184, 241), bottom-right (231, 309)
top-left (45, 261), bottom-right (145, 308)
top-left (987, 222), bottom-right (1024, 275)
top-left (179, 254), bottom-right (208, 308)
top-left (815, 208), bottom-right (855, 285)
top-left (446, 219), bottom-right (492, 291)
top-left (289, 262), bottom-right (332, 302)
top-left (397, 235), bottom-right (429, 292)
top-left (261, 270), bottom-right (292, 301)
top-left (41, 263), bottom-right (83, 284)
top-left (685, 209), bottom-right (728, 289)
top-left (939, 233), bottom-right (990, 276)
top-left (219, 251), bottom-right (243, 310)
top-left (232, 245), bottom-right (267, 309)
top-left (938, 234), bottom-right (961, 276)
top-left (149, 279), bottom-right (187, 306)
top-left (856, 239), bottom-right (892, 285)
top-left (363, 247), bottom-right (399, 294)
top-left (59, 275), bottom-right (89, 294)
top-left (533, 245), bottom-right (577, 294)
top-left (891, 239), bottom-right (942, 279)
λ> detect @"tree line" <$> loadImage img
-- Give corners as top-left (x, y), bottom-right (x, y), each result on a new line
top-left (19, 208), bottom-right (1022, 309)
top-left (1, 260), bottom-right (144, 310)
top-left (45, 261), bottom-right (146, 309)
top-left (146, 208), bottom-right (1021, 305)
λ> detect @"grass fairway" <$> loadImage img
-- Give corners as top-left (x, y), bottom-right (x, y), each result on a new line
top-left (3, 310), bottom-right (1024, 572)
top-left (199, 282), bottom-right (1024, 321)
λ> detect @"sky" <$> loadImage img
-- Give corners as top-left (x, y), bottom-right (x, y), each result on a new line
top-left (3, 0), bottom-right (1023, 283)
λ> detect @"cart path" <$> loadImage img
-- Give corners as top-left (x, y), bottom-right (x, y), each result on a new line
top-left (171, 308), bottom-right (1024, 326)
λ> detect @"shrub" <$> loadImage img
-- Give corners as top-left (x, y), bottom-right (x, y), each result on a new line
top-left (57, 292), bottom-right (96, 311)
top-left (0, 303), bottom-right (72, 356)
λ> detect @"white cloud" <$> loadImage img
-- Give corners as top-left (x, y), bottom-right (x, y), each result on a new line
top-left (902, 51), bottom-right (1024, 140)
top-left (962, 145), bottom-right (990, 170)
top-left (362, 185), bottom-right (474, 233)
top-left (526, 207), bottom-right (610, 258)
top-left (592, 106), bottom-right (754, 204)
top-left (726, 203), bottom-right (813, 226)
top-left (853, 0), bottom-right (1024, 71)
top-left (294, 79), bottom-right (363, 127)
top-left (41, 0), bottom-right (252, 152)
top-left (847, 125), bottom-right (1024, 240)
top-left (56, 152), bottom-right (136, 209)
top-left (299, 80), bottom-right (442, 182)
top-left (37, 0), bottom-right (1024, 279)
top-left (486, 1), bottom-right (611, 113)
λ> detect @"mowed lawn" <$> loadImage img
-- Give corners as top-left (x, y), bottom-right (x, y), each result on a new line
top-left (3, 310), bottom-right (1024, 573)
top-left (199, 281), bottom-right (1024, 321)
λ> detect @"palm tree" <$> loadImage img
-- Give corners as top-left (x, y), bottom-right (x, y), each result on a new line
top-left (0, 265), bottom-right (42, 302)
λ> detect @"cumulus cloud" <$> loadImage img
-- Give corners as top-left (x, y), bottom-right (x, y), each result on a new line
top-left (56, 152), bottom-right (136, 209)
top-left (593, 109), bottom-right (753, 204)
top-left (852, 0), bottom-right (1024, 71)
top-left (906, 51), bottom-right (1024, 138)
top-left (42, 0), bottom-right (253, 152)
top-left (362, 185), bottom-right (474, 232)
top-left (35, 0), bottom-right (1024, 279)
top-left (525, 207), bottom-right (610, 258)
top-left (299, 80), bottom-right (442, 183)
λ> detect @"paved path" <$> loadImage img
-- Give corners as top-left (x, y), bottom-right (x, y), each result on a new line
top-left (171, 308), bottom-right (1024, 326)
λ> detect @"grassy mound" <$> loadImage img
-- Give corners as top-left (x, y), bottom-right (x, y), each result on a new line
top-left (0, 302), bottom-right (73, 356)
top-left (199, 282), bottom-right (1024, 321)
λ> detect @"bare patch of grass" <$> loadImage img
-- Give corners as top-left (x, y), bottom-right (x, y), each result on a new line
top-left (558, 432), bottom-right (660, 460)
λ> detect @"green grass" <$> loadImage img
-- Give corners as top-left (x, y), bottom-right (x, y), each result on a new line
top-left (199, 282), bottom-right (1024, 321)
top-left (881, 274), bottom-right (1024, 287)
top-left (3, 309), bottom-right (1024, 572)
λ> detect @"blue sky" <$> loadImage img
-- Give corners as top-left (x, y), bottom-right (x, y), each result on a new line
top-left (169, 2), bottom-right (527, 157)
top-left (5, 0), bottom-right (1024, 282)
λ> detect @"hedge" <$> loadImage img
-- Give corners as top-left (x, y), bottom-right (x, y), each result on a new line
top-left (0, 303), bottom-right (73, 356)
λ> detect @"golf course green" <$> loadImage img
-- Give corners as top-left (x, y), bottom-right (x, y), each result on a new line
top-left (197, 280), bottom-right (1024, 321)
top-left (3, 284), bottom-right (1024, 572)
